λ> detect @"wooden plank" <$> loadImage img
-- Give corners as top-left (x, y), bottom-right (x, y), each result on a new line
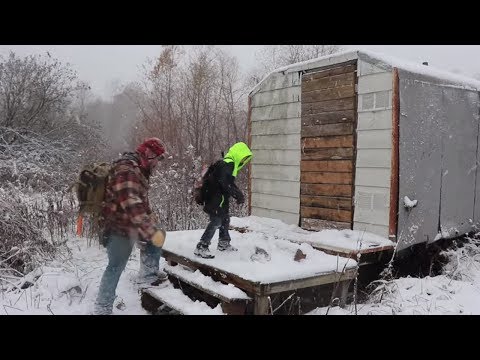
top-left (301, 147), bottom-right (353, 161)
top-left (301, 218), bottom-right (351, 231)
top-left (161, 250), bottom-right (259, 294)
top-left (302, 110), bottom-right (355, 126)
top-left (248, 96), bottom-right (252, 216)
top-left (301, 206), bottom-right (352, 222)
top-left (302, 64), bottom-right (357, 81)
top-left (300, 171), bottom-right (352, 185)
top-left (251, 118), bottom-right (300, 136)
top-left (259, 268), bottom-right (357, 295)
top-left (389, 68), bottom-right (399, 240)
top-left (302, 97), bottom-right (355, 114)
top-left (300, 160), bottom-right (352, 173)
top-left (302, 135), bottom-right (354, 149)
top-left (302, 123), bottom-right (353, 138)
top-left (253, 295), bottom-right (269, 315)
top-left (301, 183), bottom-right (352, 197)
top-left (164, 266), bottom-right (251, 303)
top-left (302, 72), bottom-right (355, 92)
top-left (302, 85), bottom-right (355, 103)
top-left (300, 195), bottom-right (352, 210)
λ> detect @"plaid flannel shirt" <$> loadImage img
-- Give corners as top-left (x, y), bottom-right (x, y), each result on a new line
top-left (102, 154), bottom-right (156, 241)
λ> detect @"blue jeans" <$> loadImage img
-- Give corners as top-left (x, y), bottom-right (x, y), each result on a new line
top-left (198, 214), bottom-right (231, 248)
top-left (94, 232), bottom-right (162, 315)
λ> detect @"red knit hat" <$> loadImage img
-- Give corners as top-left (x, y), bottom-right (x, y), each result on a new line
top-left (136, 137), bottom-right (166, 157)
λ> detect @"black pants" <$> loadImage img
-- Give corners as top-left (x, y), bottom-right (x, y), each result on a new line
top-left (198, 213), bottom-right (231, 247)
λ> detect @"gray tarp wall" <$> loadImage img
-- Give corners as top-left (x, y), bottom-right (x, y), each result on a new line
top-left (397, 70), bottom-right (480, 251)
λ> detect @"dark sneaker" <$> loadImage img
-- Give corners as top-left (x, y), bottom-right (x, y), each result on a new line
top-left (194, 245), bottom-right (215, 259)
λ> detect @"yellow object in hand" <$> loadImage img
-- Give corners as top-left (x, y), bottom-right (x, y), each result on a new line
top-left (151, 229), bottom-right (166, 248)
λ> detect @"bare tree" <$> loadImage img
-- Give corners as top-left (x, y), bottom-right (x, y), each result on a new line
top-left (245, 45), bottom-right (343, 88)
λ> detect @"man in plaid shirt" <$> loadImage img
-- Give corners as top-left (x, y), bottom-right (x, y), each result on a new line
top-left (94, 137), bottom-right (168, 315)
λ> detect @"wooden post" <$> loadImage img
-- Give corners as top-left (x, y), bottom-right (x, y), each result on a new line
top-left (389, 68), bottom-right (400, 242)
top-left (253, 295), bottom-right (270, 315)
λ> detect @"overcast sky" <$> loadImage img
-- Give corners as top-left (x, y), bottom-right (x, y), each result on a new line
top-left (1, 45), bottom-right (479, 100)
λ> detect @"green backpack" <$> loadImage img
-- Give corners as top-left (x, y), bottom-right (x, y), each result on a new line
top-left (75, 162), bottom-right (112, 216)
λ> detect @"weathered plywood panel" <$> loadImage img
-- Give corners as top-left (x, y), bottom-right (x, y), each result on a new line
top-left (251, 118), bottom-right (300, 136)
top-left (301, 123), bottom-right (354, 138)
top-left (302, 63), bottom-right (356, 81)
top-left (251, 164), bottom-right (299, 182)
top-left (355, 168), bottom-right (391, 188)
top-left (251, 102), bottom-right (301, 121)
top-left (300, 195), bottom-right (352, 210)
top-left (301, 183), bottom-right (352, 197)
top-left (302, 110), bottom-right (355, 126)
top-left (251, 134), bottom-right (300, 150)
top-left (301, 147), bottom-right (354, 161)
top-left (357, 110), bottom-right (392, 130)
top-left (252, 178), bottom-right (300, 198)
top-left (301, 172), bottom-right (352, 185)
top-left (251, 87), bottom-right (300, 108)
top-left (252, 192), bottom-right (300, 214)
top-left (251, 149), bottom-right (300, 166)
top-left (302, 135), bottom-right (354, 149)
top-left (301, 206), bottom-right (351, 222)
top-left (356, 149), bottom-right (391, 168)
top-left (302, 97), bottom-right (355, 115)
top-left (356, 129), bottom-right (392, 149)
top-left (302, 72), bottom-right (355, 92)
top-left (251, 206), bottom-right (299, 225)
top-left (302, 85), bottom-right (355, 103)
top-left (358, 72), bottom-right (393, 94)
top-left (300, 160), bottom-right (352, 173)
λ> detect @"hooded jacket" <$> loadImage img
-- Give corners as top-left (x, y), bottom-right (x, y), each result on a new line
top-left (203, 142), bottom-right (253, 216)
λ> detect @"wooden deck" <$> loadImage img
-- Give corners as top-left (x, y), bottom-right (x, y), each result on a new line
top-left (160, 248), bottom-right (356, 315)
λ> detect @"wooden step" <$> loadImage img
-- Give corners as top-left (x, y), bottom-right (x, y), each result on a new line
top-left (141, 283), bottom-right (224, 315)
top-left (164, 264), bottom-right (251, 303)
top-left (165, 265), bottom-right (251, 315)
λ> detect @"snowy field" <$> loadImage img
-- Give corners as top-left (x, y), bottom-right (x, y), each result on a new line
top-left (1, 217), bottom-right (480, 315)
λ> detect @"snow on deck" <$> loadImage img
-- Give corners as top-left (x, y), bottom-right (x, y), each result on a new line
top-left (162, 226), bottom-right (357, 284)
top-left (145, 284), bottom-right (224, 315)
top-left (230, 216), bottom-right (394, 253)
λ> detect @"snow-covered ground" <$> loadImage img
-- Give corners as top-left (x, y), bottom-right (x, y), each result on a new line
top-left (2, 218), bottom-right (480, 315)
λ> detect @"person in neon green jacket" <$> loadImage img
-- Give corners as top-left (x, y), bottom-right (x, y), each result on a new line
top-left (194, 142), bottom-right (253, 259)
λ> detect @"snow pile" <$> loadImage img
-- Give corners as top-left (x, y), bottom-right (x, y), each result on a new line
top-left (230, 216), bottom-right (394, 252)
top-left (163, 228), bottom-right (357, 284)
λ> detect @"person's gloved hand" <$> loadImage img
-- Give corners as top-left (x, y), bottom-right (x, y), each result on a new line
top-left (151, 228), bottom-right (166, 248)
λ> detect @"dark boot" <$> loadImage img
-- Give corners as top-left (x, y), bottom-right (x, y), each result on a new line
top-left (217, 240), bottom-right (238, 252)
top-left (194, 243), bottom-right (215, 259)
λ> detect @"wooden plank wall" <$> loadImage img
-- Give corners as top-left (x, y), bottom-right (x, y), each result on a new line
top-left (300, 61), bottom-right (357, 230)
